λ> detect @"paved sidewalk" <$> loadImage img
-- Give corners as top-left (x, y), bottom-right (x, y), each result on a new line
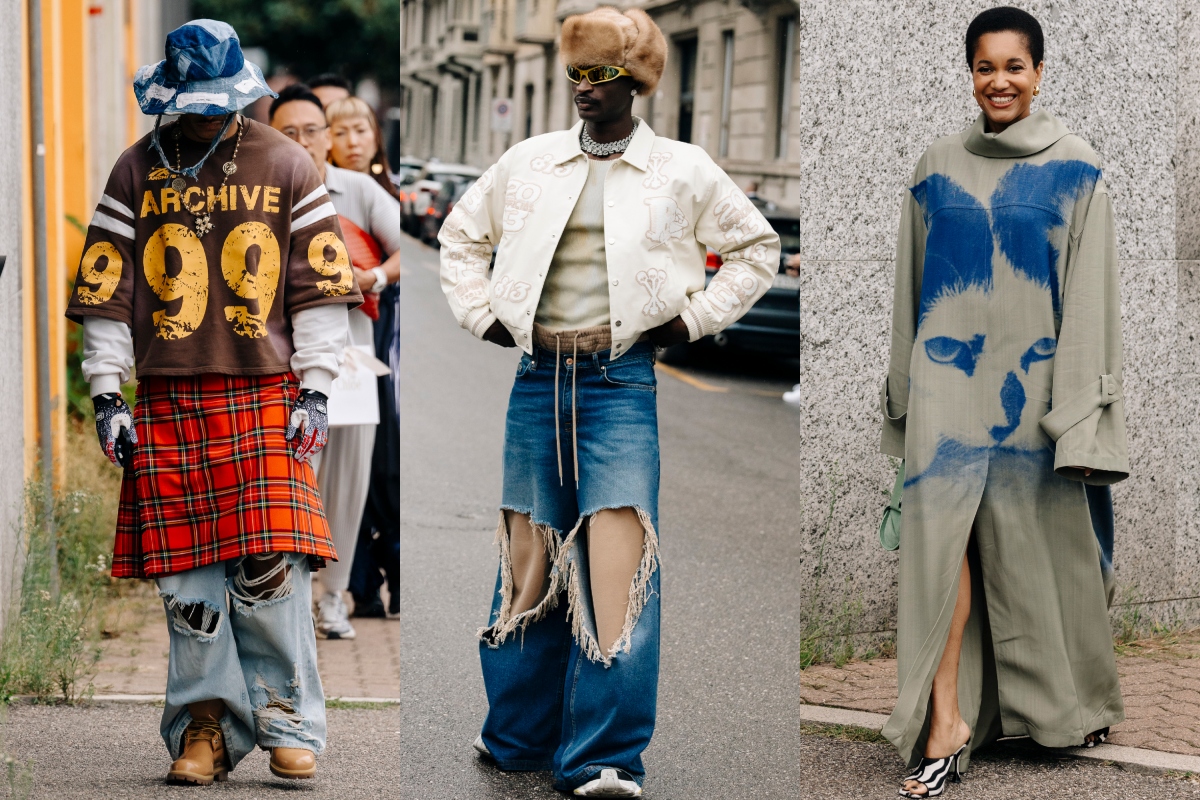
top-left (93, 581), bottom-right (399, 700)
top-left (800, 631), bottom-right (1200, 755)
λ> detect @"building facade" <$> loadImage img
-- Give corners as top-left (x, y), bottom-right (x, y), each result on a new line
top-left (400, 0), bottom-right (802, 205)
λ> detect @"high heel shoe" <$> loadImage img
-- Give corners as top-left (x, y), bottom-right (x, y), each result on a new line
top-left (898, 743), bottom-right (966, 798)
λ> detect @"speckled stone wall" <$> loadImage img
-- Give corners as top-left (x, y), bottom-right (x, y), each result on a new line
top-left (797, 0), bottom-right (1196, 636)
top-left (0, 3), bottom-right (25, 638)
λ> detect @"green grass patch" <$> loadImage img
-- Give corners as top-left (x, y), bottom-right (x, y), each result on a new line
top-left (0, 420), bottom-right (129, 704)
top-left (800, 722), bottom-right (888, 744)
top-left (324, 699), bottom-right (399, 711)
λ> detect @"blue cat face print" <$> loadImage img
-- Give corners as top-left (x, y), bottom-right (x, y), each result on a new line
top-left (906, 159), bottom-right (1100, 487)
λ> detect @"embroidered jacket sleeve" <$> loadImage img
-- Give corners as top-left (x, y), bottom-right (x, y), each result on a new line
top-left (681, 162), bottom-right (782, 341)
top-left (1037, 177), bottom-right (1129, 483)
top-left (881, 184), bottom-right (927, 458)
top-left (285, 161), bottom-right (364, 315)
top-left (438, 163), bottom-right (504, 339)
top-left (65, 157), bottom-right (139, 327)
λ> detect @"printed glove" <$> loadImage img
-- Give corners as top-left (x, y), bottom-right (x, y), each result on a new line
top-left (285, 389), bottom-right (330, 463)
top-left (93, 392), bottom-right (137, 468)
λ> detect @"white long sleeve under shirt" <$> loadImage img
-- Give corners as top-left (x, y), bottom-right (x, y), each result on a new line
top-left (81, 304), bottom-right (351, 397)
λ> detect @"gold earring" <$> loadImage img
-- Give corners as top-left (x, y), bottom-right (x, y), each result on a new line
top-left (1033, 85), bottom-right (1040, 96)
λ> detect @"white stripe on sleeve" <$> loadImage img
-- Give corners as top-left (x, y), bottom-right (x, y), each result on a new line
top-left (98, 193), bottom-right (135, 219)
top-left (90, 209), bottom-right (135, 240)
top-left (290, 201), bottom-right (337, 234)
top-left (292, 185), bottom-right (330, 213)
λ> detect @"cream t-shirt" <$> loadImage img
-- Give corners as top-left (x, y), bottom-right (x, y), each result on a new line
top-left (534, 160), bottom-right (612, 330)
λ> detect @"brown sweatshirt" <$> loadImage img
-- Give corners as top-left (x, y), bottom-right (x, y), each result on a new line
top-left (66, 118), bottom-right (362, 376)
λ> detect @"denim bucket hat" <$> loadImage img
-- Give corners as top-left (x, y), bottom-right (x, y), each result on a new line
top-left (133, 19), bottom-right (276, 116)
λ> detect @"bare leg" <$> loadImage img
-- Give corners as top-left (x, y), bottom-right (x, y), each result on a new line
top-left (904, 552), bottom-right (972, 796)
top-left (506, 511), bottom-right (551, 616)
top-left (587, 508), bottom-right (645, 655)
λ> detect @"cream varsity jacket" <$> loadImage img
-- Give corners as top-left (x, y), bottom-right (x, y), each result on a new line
top-left (438, 119), bottom-right (781, 359)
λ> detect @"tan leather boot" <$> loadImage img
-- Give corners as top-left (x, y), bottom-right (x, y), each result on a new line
top-left (167, 700), bottom-right (229, 785)
top-left (269, 747), bottom-right (317, 779)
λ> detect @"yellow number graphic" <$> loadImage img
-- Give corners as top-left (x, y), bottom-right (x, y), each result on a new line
top-left (221, 222), bottom-right (281, 338)
top-left (307, 231), bottom-right (353, 296)
top-left (76, 242), bottom-right (122, 306)
top-left (143, 223), bottom-right (209, 339)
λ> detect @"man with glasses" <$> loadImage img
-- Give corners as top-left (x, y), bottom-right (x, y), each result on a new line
top-left (439, 7), bottom-right (779, 796)
top-left (270, 84), bottom-right (401, 640)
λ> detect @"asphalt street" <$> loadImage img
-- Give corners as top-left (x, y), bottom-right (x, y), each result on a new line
top-left (398, 233), bottom-right (804, 799)
top-left (1, 702), bottom-right (399, 799)
top-left (801, 727), bottom-right (1200, 800)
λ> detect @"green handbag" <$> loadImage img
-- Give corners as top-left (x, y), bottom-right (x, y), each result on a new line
top-left (878, 461), bottom-right (904, 551)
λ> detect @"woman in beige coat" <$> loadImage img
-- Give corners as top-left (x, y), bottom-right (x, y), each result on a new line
top-left (881, 8), bottom-right (1128, 797)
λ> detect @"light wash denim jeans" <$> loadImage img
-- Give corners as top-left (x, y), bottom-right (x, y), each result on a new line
top-left (156, 552), bottom-right (326, 768)
top-left (480, 341), bottom-right (661, 792)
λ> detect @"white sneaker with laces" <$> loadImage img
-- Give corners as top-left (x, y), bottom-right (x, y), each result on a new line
top-left (573, 768), bottom-right (642, 797)
top-left (315, 591), bottom-right (356, 640)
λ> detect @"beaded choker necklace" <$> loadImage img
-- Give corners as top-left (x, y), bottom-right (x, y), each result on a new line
top-left (580, 116), bottom-right (639, 157)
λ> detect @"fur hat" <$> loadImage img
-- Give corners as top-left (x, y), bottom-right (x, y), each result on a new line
top-left (560, 7), bottom-right (667, 96)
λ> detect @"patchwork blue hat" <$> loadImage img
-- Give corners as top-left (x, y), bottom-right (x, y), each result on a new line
top-left (133, 19), bottom-right (277, 116)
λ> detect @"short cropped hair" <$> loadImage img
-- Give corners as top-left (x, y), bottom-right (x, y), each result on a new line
top-left (269, 84), bottom-right (325, 122)
top-left (307, 73), bottom-right (353, 92)
top-left (965, 7), bottom-right (1044, 68)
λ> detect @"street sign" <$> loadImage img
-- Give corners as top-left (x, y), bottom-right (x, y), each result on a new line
top-left (491, 98), bottom-right (513, 133)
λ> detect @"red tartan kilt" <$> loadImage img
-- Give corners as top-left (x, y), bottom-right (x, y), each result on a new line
top-left (112, 373), bottom-right (336, 578)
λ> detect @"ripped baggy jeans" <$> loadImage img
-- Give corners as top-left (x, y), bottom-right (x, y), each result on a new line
top-left (478, 340), bottom-right (660, 792)
top-left (155, 552), bottom-right (326, 768)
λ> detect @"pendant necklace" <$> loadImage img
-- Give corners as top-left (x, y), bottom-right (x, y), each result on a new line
top-left (174, 116), bottom-right (244, 238)
top-left (580, 116), bottom-right (640, 157)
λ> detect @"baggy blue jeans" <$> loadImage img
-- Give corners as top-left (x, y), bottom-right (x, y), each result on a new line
top-left (155, 552), bottom-right (326, 768)
top-left (479, 341), bottom-right (661, 791)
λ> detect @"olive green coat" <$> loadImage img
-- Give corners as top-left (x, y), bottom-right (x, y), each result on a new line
top-left (879, 111), bottom-right (1128, 769)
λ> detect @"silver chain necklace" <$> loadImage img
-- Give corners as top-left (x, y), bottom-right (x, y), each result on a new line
top-left (580, 116), bottom-right (640, 157)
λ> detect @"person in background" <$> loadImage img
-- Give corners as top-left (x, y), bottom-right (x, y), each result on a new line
top-left (782, 250), bottom-right (802, 406)
top-left (327, 96), bottom-right (398, 198)
top-left (269, 84), bottom-right (402, 639)
top-left (68, 20), bottom-right (361, 784)
top-left (308, 73), bottom-right (352, 110)
top-left (325, 93), bottom-right (403, 618)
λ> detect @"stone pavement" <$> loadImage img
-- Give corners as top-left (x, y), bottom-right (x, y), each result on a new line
top-left (800, 631), bottom-right (1200, 756)
top-left (92, 581), bottom-right (399, 699)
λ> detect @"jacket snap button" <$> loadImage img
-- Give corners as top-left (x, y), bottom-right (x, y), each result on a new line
top-left (566, 358), bottom-right (574, 365)
top-left (612, 280), bottom-right (618, 286)
top-left (615, 320), bottom-right (622, 327)
top-left (608, 239), bottom-right (615, 245)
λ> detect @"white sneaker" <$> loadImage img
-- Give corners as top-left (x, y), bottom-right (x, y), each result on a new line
top-left (574, 768), bottom-right (642, 797)
top-left (473, 735), bottom-right (492, 759)
top-left (782, 383), bottom-right (801, 406)
top-left (315, 591), bottom-right (356, 640)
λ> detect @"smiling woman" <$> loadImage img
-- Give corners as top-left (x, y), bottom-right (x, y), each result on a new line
top-left (880, 6), bottom-right (1129, 799)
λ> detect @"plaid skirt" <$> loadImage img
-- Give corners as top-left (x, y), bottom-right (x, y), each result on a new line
top-left (112, 373), bottom-right (336, 578)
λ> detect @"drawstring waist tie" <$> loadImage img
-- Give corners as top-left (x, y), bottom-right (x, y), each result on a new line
top-left (531, 324), bottom-right (651, 488)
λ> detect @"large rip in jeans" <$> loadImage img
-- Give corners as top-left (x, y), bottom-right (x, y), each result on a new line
top-left (478, 511), bottom-right (564, 647)
top-left (161, 593), bottom-right (224, 641)
top-left (229, 553), bottom-right (294, 615)
top-left (479, 507), bottom-right (660, 667)
top-left (251, 668), bottom-right (321, 748)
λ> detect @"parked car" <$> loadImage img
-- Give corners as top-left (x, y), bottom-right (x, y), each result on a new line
top-left (682, 196), bottom-right (801, 359)
top-left (407, 162), bottom-right (483, 243)
top-left (393, 157), bottom-right (425, 235)
top-left (421, 176), bottom-right (477, 245)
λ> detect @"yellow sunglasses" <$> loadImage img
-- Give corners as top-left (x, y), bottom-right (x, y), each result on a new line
top-left (565, 65), bottom-right (632, 85)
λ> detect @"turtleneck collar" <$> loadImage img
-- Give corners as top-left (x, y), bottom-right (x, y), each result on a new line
top-left (962, 109), bottom-right (1071, 158)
